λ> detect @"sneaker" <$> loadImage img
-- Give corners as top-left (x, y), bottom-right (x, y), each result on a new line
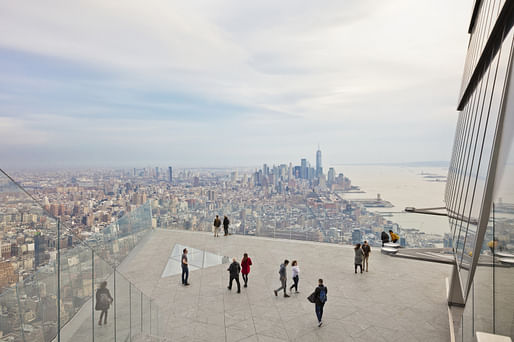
top-left (284, 294), bottom-right (290, 298)
top-left (244, 284), bottom-right (247, 288)
top-left (237, 291), bottom-right (241, 293)
top-left (184, 283), bottom-right (190, 286)
top-left (227, 286), bottom-right (231, 290)
top-left (318, 321), bottom-right (322, 327)
top-left (274, 290), bottom-right (278, 296)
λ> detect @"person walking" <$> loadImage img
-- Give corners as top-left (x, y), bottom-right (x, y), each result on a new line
top-left (310, 279), bottom-right (327, 327)
top-left (213, 215), bottom-right (221, 237)
top-left (362, 241), bottom-right (371, 272)
top-left (381, 231), bottom-right (390, 246)
top-left (354, 243), bottom-right (364, 274)
top-left (241, 253), bottom-right (252, 288)
top-left (227, 258), bottom-right (241, 293)
top-left (289, 260), bottom-right (300, 293)
top-left (274, 260), bottom-right (290, 298)
top-left (182, 248), bottom-right (190, 285)
top-left (95, 281), bottom-right (113, 326)
top-left (223, 216), bottom-right (230, 236)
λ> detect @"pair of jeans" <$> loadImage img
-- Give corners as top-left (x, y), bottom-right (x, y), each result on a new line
top-left (228, 275), bottom-right (241, 292)
top-left (242, 273), bottom-right (249, 286)
top-left (99, 310), bottom-right (108, 323)
top-left (275, 277), bottom-right (287, 294)
top-left (315, 303), bottom-right (324, 322)
top-left (182, 266), bottom-right (189, 284)
top-left (363, 256), bottom-right (369, 271)
top-left (355, 264), bottom-right (362, 273)
top-left (290, 275), bottom-right (299, 292)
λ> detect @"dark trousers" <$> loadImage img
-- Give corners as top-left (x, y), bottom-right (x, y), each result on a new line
top-left (290, 275), bottom-right (299, 292)
top-left (229, 275), bottom-right (241, 292)
top-left (315, 303), bottom-right (324, 322)
top-left (242, 273), bottom-right (249, 286)
top-left (182, 266), bottom-right (189, 284)
top-left (275, 278), bottom-right (287, 294)
top-left (99, 310), bottom-right (108, 323)
top-left (355, 264), bottom-right (362, 273)
top-left (224, 226), bottom-right (229, 235)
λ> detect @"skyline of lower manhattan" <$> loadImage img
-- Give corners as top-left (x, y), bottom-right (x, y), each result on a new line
top-left (1, 1), bottom-right (514, 341)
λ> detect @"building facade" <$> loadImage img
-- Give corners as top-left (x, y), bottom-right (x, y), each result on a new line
top-left (446, 1), bottom-right (514, 339)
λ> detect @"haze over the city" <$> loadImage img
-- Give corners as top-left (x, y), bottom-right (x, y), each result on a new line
top-left (0, 0), bottom-right (470, 168)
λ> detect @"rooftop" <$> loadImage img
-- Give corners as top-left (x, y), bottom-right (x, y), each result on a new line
top-left (104, 229), bottom-right (452, 342)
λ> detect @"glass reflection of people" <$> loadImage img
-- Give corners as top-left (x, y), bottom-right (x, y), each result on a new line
top-left (488, 239), bottom-right (499, 254)
top-left (95, 281), bottom-right (113, 326)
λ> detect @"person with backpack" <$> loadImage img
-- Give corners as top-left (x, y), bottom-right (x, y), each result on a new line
top-left (362, 241), bottom-right (371, 272)
top-left (354, 243), bottom-right (364, 274)
top-left (309, 278), bottom-right (327, 327)
top-left (223, 216), bottom-right (230, 236)
top-left (273, 259), bottom-right (290, 298)
top-left (289, 260), bottom-right (300, 293)
top-left (227, 258), bottom-right (241, 293)
top-left (213, 215), bottom-right (221, 237)
top-left (241, 253), bottom-right (252, 288)
top-left (95, 281), bottom-right (113, 326)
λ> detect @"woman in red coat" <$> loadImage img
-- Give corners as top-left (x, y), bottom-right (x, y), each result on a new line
top-left (241, 253), bottom-right (252, 288)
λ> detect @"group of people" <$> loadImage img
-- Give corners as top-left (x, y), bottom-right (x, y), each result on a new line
top-left (213, 215), bottom-right (230, 237)
top-left (381, 230), bottom-right (400, 246)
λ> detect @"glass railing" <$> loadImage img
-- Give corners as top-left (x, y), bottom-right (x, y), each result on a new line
top-left (150, 198), bottom-right (449, 249)
top-left (0, 170), bottom-right (160, 341)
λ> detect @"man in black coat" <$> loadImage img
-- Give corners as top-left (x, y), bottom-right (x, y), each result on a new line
top-left (227, 258), bottom-right (241, 293)
top-left (223, 216), bottom-right (230, 236)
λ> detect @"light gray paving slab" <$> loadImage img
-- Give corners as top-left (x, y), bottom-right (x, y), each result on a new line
top-left (115, 229), bottom-right (452, 342)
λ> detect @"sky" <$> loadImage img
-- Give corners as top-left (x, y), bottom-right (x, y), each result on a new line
top-left (0, 0), bottom-right (472, 169)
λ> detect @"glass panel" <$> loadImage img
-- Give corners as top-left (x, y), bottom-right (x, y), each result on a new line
top-left (115, 272), bottom-right (131, 341)
top-left (142, 294), bottom-right (151, 336)
top-left (462, 283), bottom-right (475, 341)
top-left (130, 283), bottom-right (142, 340)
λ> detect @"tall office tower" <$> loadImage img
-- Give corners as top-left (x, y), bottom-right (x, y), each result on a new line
top-left (263, 164), bottom-right (269, 177)
top-left (444, 2), bottom-right (514, 339)
top-left (300, 158), bottom-right (307, 179)
top-left (133, 168), bottom-right (136, 177)
top-left (155, 167), bottom-right (159, 180)
top-left (327, 167), bottom-right (335, 185)
top-left (168, 166), bottom-right (173, 183)
top-left (316, 147), bottom-right (322, 178)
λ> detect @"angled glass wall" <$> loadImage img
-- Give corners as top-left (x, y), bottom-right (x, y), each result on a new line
top-left (448, 0), bottom-right (514, 339)
top-left (0, 170), bottom-right (160, 341)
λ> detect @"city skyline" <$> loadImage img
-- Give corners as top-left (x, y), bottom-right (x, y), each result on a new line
top-left (0, 0), bottom-right (470, 169)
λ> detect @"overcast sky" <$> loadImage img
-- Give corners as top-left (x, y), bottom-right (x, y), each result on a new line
top-left (0, 0), bottom-right (471, 169)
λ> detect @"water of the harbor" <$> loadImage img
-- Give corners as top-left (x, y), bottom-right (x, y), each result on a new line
top-left (334, 165), bottom-right (449, 236)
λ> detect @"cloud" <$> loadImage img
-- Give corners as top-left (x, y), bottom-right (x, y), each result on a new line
top-left (0, 0), bottom-right (471, 168)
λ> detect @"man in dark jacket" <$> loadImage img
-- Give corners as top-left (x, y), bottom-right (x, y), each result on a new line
top-left (314, 279), bottom-right (327, 327)
top-left (381, 231), bottom-right (390, 246)
top-left (227, 258), bottom-right (241, 293)
top-left (223, 216), bottom-right (230, 236)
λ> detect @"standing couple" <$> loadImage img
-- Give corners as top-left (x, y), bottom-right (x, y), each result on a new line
top-left (213, 215), bottom-right (230, 237)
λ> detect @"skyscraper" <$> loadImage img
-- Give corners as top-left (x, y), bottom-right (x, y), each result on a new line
top-left (316, 147), bottom-right (322, 178)
top-left (168, 166), bottom-right (173, 183)
top-left (300, 158), bottom-right (307, 179)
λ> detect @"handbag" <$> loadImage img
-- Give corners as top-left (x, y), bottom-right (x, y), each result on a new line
top-left (307, 292), bottom-right (316, 303)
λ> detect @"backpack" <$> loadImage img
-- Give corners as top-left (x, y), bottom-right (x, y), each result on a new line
top-left (319, 287), bottom-right (327, 304)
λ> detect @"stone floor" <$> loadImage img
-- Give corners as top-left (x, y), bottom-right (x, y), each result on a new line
top-left (115, 229), bottom-right (452, 342)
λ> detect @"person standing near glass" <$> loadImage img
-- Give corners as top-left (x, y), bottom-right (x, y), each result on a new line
top-left (354, 243), bottom-right (364, 274)
top-left (95, 281), bottom-right (113, 326)
top-left (362, 241), bottom-right (371, 272)
top-left (223, 215), bottom-right (230, 236)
